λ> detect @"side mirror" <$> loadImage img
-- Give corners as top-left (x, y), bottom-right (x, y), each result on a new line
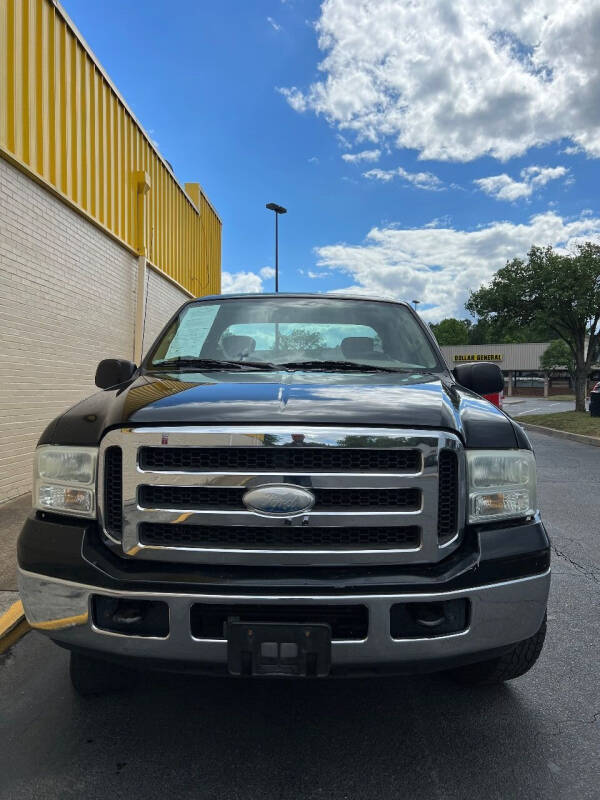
top-left (453, 362), bottom-right (504, 396)
top-left (95, 359), bottom-right (137, 390)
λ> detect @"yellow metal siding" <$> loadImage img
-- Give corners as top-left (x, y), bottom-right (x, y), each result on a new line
top-left (0, 0), bottom-right (221, 296)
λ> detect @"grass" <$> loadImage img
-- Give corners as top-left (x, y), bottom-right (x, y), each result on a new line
top-left (514, 411), bottom-right (600, 438)
top-left (544, 394), bottom-right (575, 402)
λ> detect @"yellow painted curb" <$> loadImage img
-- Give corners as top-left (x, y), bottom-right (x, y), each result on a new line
top-left (0, 600), bottom-right (31, 654)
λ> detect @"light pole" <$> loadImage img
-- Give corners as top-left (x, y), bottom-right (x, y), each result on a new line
top-left (266, 203), bottom-right (287, 292)
top-left (412, 299), bottom-right (421, 312)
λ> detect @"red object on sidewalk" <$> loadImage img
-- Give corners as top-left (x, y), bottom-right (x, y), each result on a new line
top-left (484, 391), bottom-right (503, 409)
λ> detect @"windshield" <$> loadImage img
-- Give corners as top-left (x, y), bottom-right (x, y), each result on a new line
top-left (147, 297), bottom-right (442, 371)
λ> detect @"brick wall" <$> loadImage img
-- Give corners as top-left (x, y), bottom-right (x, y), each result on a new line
top-left (142, 267), bottom-right (189, 357)
top-left (0, 158), bottom-right (189, 503)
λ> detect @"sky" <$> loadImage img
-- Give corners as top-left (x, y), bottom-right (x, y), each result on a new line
top-left (62, 0), bottom-right (600, 322)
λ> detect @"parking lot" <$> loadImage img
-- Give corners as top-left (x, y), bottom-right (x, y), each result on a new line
top-left (505, 397), bottom-right (575, 416)
top-left (1, 431), bottom-right (599, 800)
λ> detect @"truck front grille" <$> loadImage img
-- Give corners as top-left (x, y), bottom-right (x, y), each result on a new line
top-left (138, 485), bottom-right (421, 512)
top-left (139, 446), bottom-right (421, 474)
top-left (103, 446), bottom-right (123, 538)
top-left (438, 449), bottom-right (458, 542)
top-left (140, 522), bottom-right (421, 549)
top-left (98, 426), bottom-right (464, 566)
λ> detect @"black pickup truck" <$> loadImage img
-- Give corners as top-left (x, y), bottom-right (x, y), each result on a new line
top-left (18, 294), bottom-right (550, 694)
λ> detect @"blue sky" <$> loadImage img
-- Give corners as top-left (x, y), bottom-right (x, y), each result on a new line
top-left (62, 0), bottom-right (600, 321)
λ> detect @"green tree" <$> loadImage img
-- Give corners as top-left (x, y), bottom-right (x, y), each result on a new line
top-left (467, 243), bottom-right (600, 411)
top-left (540, 340), bottom-right (576, 393)
top-left (430, 318), bottom-right (469, 345)
top-left (540, 340), bottom-right (575, 379)
top-left (466, 316), bottom-right (555, 344)
top-left (278, 328), bottom-right (325, 352)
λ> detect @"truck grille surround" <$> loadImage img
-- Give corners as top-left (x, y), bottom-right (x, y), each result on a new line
top-left (98, 427), bottom-right (465, 567)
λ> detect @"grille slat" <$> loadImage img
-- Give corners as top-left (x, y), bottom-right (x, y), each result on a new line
top-left (138, 485), bottom-right (421, 511)
top-left (140, 522), bottom-right (420, 549)
top-left (104, 446), bottom-right (123, 539)
top-left (438, 449), bottom-right (458, 541)
top-left (139, 446), bottom-right (421, 474)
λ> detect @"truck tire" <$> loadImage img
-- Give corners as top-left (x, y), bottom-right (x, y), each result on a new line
top-left (448, 615), bottom-right (546, 686)
top-left (69, 652), bottom-right (138, 696)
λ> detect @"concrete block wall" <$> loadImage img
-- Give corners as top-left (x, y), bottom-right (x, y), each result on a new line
top-left (0, 158), bottom-right (190, 503)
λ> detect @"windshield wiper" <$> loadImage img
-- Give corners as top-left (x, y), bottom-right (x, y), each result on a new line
top-left (150, 357), bottom-right (278, 371)
top-left (277, 360), bottom-right (436, 374)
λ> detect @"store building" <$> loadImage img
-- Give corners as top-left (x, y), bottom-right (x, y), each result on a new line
top-left (0, 0), bottom-right (221, 502)
top-left (440, 342), bottom-right (598, 397)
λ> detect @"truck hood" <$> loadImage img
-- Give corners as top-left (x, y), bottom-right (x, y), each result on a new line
top-left (40, 369), bottom-right (524, 449)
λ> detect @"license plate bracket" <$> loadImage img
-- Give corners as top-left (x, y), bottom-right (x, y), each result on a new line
top-left (226, 621), bottom-right (331, 677)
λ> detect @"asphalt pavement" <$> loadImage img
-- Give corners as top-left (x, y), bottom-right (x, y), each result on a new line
top-left (504, 397), bottom-right (575, 416)
top-left (1, 431), bottom-right (599, 800)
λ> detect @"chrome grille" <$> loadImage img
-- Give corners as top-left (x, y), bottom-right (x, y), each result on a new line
top-left (140, 523), bottom-right (421, 549)
top-left (103, 446), bottom-right (123, 538)
top-left (139, 446), bottom-right (421, 473)
top-left (438, 449), bottom-right (459, 543)
top-left (138, 485), bottom-right (422, 512)
top-left (97, 426), bottom-right (465, 566)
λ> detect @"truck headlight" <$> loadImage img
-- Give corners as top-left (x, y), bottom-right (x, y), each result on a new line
top-left (34, 446), bottom-right (98, 518)
top-left (466, 450), bottom-right (536, 524)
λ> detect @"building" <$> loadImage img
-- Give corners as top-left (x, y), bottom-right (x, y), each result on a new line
top-left (440, 342), bottom-right (599, 396)
top-left (0, 0), bottom-right (221, 503)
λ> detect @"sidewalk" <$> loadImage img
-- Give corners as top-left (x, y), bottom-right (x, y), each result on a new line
top-left (0, 494), bottom-right (29, 615)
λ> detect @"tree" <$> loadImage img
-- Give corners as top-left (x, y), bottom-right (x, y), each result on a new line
top-left (466, 315), bottom-right (555, 344)
top-left (467, 243), bottom-right (600, 411)
top-left (430, 318), bottom-right (469, 345)
top-left (540, 340), bottom-right (576, 389)
top-left (278, 328), bottom-right (325, 352)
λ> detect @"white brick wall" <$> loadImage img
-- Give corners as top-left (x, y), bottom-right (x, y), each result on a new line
top-left (142, 267), bottom-right (188, 357)
top-left (0, 158), bottom-right (189, 503)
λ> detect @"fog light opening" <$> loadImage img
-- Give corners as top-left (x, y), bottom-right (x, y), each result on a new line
top-left (390, 599), bottom-right (469, 639)
top-left (92, 596), bottom-right (169, 638)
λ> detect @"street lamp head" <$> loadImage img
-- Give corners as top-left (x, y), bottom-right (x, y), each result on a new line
top-left (266, 202), bottom-right (287, 214)
top-left (412, 299), bottom-right (421, 306)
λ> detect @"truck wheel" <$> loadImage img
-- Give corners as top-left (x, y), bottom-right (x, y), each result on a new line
top-left (448, 615), bottom-right (547, 686)
top-left (69, 652), bottom-right (138, 696)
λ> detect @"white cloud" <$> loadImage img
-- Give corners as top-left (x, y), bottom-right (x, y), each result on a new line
top-left (425, 215), bottom-right (452, 228)
top-left (308, 270), bottom-right (329, 278)
top-left (281, 1), bottom-right (600, 161)
top-left (314, 211), bottom-right (600, 321)
top-left (341, 149), bottom-right (381, 163)
top-left (221, 270), bottom-right (266, 294)
top-left (267, 16), bottom-right (281, 31)
top-left (364, 167), bottom-right (443, 190)
top-left (308, 156), bottom-right (320, 164)
top-left (259, 266), bottom-right (276, 279)
top-left (475, 165), bottom-right (568, 201)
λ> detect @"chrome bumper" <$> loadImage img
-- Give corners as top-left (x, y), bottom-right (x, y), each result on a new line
top-left (18, 567), bottom-right (550, 671)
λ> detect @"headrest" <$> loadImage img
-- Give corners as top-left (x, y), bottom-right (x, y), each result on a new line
top-left (221, 335), bottom-right (256, 359)
top-left (341, 336), bottom-right (375, 358)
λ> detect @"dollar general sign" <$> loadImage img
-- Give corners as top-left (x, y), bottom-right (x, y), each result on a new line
top-left (454, 354), bottom-right (503, 362)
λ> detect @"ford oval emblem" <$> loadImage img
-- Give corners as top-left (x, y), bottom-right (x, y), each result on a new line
top-left (243, 484), bottom-right (315, 517)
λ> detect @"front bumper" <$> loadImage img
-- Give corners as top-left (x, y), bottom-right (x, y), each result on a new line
top-left (18, 566), bottom-right (550, 674)
top-left (17, 514), bottom-right (551, 675)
